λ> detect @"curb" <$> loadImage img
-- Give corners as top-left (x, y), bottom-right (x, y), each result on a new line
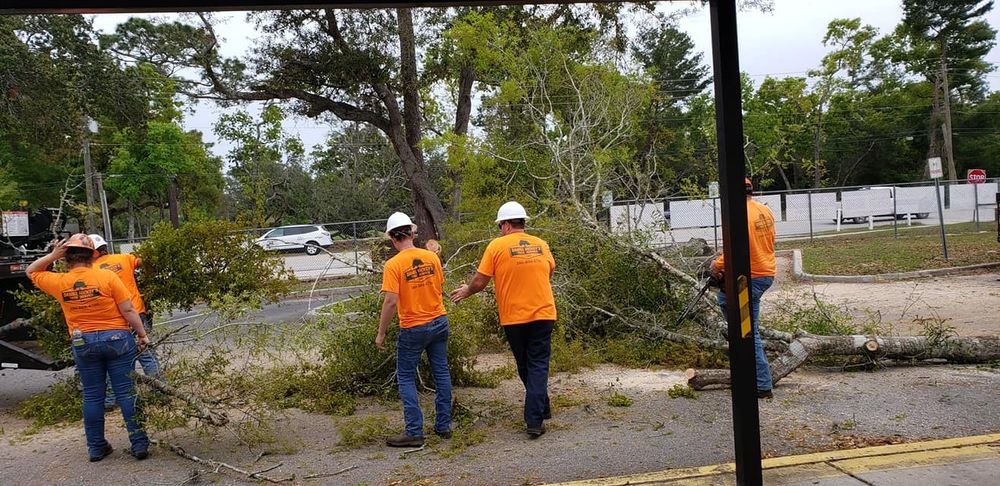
top-left (788, 249), bottom-right (1000, 283)
top-left (546, 433), bottom-right (1000, 486)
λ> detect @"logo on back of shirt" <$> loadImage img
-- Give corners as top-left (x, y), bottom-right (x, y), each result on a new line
top-left (403, 258), bottom-right (436, 282)
top-left (508, 239), bottom-right (544, 258)
top-left (61, 280), bottom-right (100, 303)
top-left (99, 262), bottom-right (123, 273)
top-left (753, 213), bottom-right (774, 232)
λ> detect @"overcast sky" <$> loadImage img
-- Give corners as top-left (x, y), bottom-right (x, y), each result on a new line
top-left (91, 0), bottom-right (1000, 160)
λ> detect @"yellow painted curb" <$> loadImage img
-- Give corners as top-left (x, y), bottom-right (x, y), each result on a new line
top-left (833, 445), bottom-right (999, 474)
top-left (546, 433), bottom-right (1000, 486)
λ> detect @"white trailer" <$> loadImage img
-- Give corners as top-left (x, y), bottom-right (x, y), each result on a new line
top-left (835, 187), bottom-right (930, 224)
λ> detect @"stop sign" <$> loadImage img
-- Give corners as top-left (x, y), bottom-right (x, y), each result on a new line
top-left (968, 169), bottom-right (987, 184)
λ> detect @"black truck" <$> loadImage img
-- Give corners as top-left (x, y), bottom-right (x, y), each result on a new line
top-left (1, 208), bottom-right (69, 370)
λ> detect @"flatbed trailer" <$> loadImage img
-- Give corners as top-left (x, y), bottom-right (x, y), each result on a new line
top-left (0, 208), bottom-right (70, 370)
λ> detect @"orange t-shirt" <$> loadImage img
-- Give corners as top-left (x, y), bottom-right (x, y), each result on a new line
top-left (714, 198), bottom-right (777, 278)
top-left (477, 232), bottom-right (557, 326)
top-left (94, 253), bottom-right (145, 314)
top-left (30, 267), bottom-right (132, 336)
top-left (381, 247), bottom-right (447, 328)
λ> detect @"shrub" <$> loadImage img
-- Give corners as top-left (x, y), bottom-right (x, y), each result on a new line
top-left (336, 415), bottom-right (396, 448)
top-left (667, 384), bottom-right (699, 400)
top-left (550, 324), bottom-right (598, 373)
top-left (606, 392), bottom-right (634, 407)
top-left (766, 292), bottom-right (857, 336)
top-left (602, 334), bottom-right (729, 369)
top-left (135, 220), bottom-right (293, 313)
top-left (16, 375), bottom-right (82, 430)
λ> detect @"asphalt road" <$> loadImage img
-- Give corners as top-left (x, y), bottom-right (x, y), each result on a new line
top-left (281, 251), bottom-right (372, 280)
top-left (0, 286), bottom-right (368, 413)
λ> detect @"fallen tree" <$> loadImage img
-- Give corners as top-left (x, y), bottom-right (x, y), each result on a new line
top-left (685, 332), bottom-right (1000, 390)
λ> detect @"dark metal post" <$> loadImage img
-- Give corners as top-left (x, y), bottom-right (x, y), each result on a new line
top-left (934, 178), bottom-right (949, 260)
top-left (710, 1), bottom-right (762, 485)
top-left (807, 191), bottom-right (813, 242)
top-left (713, 197), bottom-right (719, 251)
top-left (892, 187), bottom-right (898, 239)
top-left (973, 183), bottom-right (979, 231)
top-left (353, 222), bottom-right (359, 275)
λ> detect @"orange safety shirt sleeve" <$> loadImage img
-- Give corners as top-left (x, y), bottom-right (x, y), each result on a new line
top-left (30, 271), bottom-right (61, 299)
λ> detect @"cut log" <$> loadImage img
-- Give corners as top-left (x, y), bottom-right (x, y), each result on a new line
top-left (686, 334), bottom-right (1000, 390)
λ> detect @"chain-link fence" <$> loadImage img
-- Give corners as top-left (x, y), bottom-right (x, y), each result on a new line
top-left (610, 178), bottom-right (1000, 253)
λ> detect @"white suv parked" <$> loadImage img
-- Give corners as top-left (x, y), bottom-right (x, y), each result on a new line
top-left (254, 225), bottom-right (334, 255)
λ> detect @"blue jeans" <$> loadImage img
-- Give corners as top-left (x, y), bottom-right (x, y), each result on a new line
top-left (72, 329), bottom-right (149, 457)
top-left (503, 320), bottom-right (554, 428)
top-left (718, 276), bottom-right (774, 392)
top-left (106, 313), bottom-right (163, 406)
top-left (396, 315), bottom-right (452, 437)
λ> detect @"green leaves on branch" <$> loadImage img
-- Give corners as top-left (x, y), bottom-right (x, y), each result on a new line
top-left (134, 220), bottom-right (292, 313)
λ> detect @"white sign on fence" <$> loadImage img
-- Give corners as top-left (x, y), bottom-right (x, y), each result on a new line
top-left (610, 203), bottom-right (666, 234)
top-left (1, 211), bottom-right (29, 237)
top-left (928, 157), bottom-right (944, 179)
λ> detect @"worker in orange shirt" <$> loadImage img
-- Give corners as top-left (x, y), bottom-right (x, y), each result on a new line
top-left (27, 234), bottom-right (150, 461)
top-left (89, 235), bottom-right (164, 408)
top-left (376, 212), bottom-right (451, 447)
top-left (451, 201), bottom-right (557, 439)
top-left (711, 178), bottom-right (777, 399)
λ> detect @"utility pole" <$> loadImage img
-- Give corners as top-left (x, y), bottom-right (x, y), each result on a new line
top-left (94, 173), bottom-right (114, 253)
top-left (710, 1), bottom-right (762, 484)
top-left (940, 51), bottom-right (957, 183)
top-left (82, 118), bottom-right (97, 233)
top-left (167, 175), bottom-right (180, 229)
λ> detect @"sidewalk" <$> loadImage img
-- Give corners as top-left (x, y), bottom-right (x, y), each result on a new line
top-left (548, 433), bottom-right (1000, 486)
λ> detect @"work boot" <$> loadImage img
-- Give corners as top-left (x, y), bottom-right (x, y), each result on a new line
top-left (434, 429), bottom-right (452, 439)
top-left (757, 389), bottom-right (773, 399)
top-left (386, 433), bottom-right (424, 448)
top-left (129, 447), bottom-right (149, 460)
top-left (89, 444), bottom-right (113, 462)
top-left (526, 424), bottom-right (545, 439)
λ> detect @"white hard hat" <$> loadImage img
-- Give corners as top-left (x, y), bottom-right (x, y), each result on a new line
top-left (88, 234), bottom-right (108, 249)
top-left (495, 201), bottom-right (529, 224)
top-left (385, 212), bottom-right (416, 235)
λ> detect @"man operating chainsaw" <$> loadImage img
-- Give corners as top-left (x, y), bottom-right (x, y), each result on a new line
top-left (711, 177), bottom-right (777, 399)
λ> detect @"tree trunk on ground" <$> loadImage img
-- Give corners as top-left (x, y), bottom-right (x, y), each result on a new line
top-left (685, 333), bottom-right (1000, 390)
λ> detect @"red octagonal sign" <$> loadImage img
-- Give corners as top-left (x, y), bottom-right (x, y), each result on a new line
top-left (968, 169), bottom-right (987, 184)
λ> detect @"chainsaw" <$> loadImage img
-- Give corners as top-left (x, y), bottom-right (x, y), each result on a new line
top-left (674, 269), bottom-right (724, 327)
